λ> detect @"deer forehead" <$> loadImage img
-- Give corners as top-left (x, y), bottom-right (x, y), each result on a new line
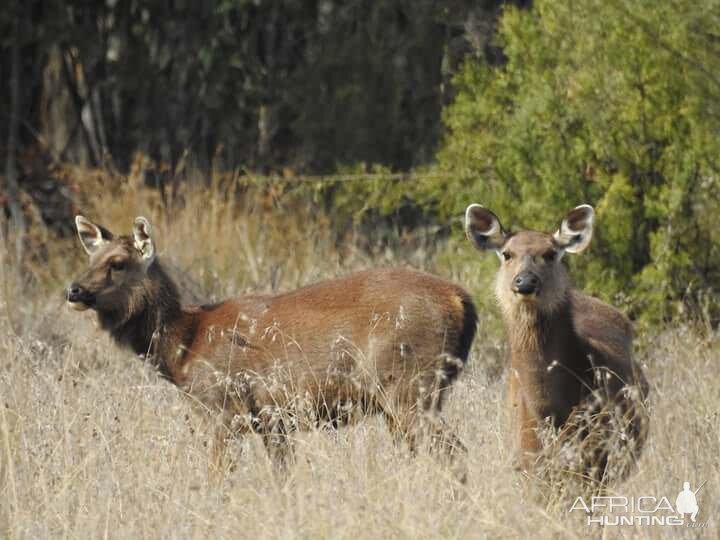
top-left (87, 238), bottom-right (137, 264)
top-left (504, 231), bottom-right (556, 255)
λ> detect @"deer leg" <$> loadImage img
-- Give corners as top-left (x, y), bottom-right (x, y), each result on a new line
top-left (258, 413), bottom-right (295, 471)
top-left (517, 396), bottom-right (541, 471)
top-left (383, 381), bottom-right (467, 483)
top-left (211, 420), bottom-right (230, 473)
top-left (383, 406), bottom-right (419, 455)
top-left (425, 415), bottom-right (467, 457)
top-left (208, 412), bottom-right (243, 479)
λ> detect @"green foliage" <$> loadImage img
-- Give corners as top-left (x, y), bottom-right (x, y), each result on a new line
top-left (435, 0), bottom-right (720, 324)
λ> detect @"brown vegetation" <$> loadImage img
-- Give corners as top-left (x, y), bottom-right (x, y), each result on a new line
top-left (0, 173), bottom-right (717, 538)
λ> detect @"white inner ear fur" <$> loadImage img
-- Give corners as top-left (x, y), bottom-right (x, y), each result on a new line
top-left (553, 204), bottom-right (594, 254)
top-left (76, 215), bottom-right (108, 256)
top-left (485, 217), bottom-right (504, 260)
top-left (465, 204), bottom-right (505, 254)
top-left (133, 217), bottom-right (156, 266)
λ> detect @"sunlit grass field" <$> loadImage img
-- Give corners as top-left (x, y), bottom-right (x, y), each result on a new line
top-left (1, 174), bottom-right (718, 538)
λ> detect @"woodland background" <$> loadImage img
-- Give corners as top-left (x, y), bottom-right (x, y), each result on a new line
top-left (2, 0), bottom-right (718, 324)
top-left (1, 2), bottom-right (720, 538)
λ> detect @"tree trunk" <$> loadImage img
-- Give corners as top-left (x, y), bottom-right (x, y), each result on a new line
top-left (5, 0), bottom-right (26, 263)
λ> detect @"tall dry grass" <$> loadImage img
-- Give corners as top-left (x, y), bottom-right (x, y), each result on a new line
top-left (0, 173), bottom-right (718, 538)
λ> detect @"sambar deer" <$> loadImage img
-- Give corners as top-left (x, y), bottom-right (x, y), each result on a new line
top-left (464, 204), bottom-right (649, 482)
top-left (67, 215), bottom-right (477, 476)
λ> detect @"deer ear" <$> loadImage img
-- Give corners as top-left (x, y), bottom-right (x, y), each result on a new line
top-left (554, 204), bottom-right (594, 254)
top-left (465, 204), bottom-right (507, 253)
top-left (132, 217), bottom-right (155, 265)
top-left (76, 215), bottom-right (112, 255)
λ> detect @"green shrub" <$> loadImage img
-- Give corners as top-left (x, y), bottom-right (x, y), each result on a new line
top-left (434, 0), bottom-right (720, 325)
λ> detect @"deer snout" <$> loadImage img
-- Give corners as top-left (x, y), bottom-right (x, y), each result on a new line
top-left (512, 272), bottom-right (540, 295)
top-left (66, 283), bottom-right (94, 310)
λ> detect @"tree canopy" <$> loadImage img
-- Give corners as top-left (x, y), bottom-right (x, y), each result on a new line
top-left (1, 0), bottom-right (718, 324)
top-left (437, 0), bottom-right (720, 323)
top-left (0, 0), bottom-right (519, 172)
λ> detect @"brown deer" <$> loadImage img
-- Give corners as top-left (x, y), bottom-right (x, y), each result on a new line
top-left (67, 215), bottom-right (477, 476)
top-left (464, 204), bottom-right (649, 482)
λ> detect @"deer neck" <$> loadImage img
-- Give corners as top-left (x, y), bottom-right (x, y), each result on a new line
top-left (503, 290), bottom-right (574, 347)
top-left (504, 296), bottom-right (581, 421)
top-left (101, 260), bottom-right (194, 380)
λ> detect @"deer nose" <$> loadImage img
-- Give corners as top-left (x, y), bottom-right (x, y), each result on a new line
top-left (513, 272), bottom-right (539, 295)
top-left (67, 283), bottom-right (87, 302)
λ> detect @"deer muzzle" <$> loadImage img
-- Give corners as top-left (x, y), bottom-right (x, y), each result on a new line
top-left (66, 283), bottom-right (95, 310)
top-left (512, 271), bottom-right (540, 296)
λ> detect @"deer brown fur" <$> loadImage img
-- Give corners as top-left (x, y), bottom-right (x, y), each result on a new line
top-left (465, 204), bottom-right (649, 482)
top-left (67, 216), bottom-right (477, 475)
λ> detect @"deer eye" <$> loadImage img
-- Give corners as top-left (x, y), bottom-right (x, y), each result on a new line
top-left (542, 251), bottom-right (557, 262)
top-left (110, 260), bottom-right (126, 271)
top-left (502, 251), bottom-right (513, 261)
